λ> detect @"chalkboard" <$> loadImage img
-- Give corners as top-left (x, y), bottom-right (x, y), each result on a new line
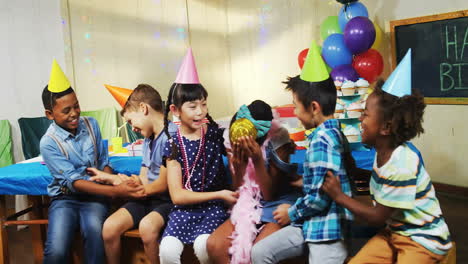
top-left (390, 10), bottom-right (468, 104)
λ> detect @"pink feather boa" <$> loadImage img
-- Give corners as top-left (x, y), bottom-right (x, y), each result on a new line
top-left (228, 158), bottom-right (262, 264)
top-left (227, 112), bottom-right (282, 264)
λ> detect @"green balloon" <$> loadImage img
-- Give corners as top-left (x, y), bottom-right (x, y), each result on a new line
top-left (320, 16), bottom-right (342, 41)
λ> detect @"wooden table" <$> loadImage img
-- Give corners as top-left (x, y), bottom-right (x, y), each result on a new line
top-left (0, 156), bottom-right (143, 264)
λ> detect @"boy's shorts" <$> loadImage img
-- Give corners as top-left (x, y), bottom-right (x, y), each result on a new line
top-left (349, 229), bottom-right (446, 264)
top-left (122, 197), bottom-right (173, 228)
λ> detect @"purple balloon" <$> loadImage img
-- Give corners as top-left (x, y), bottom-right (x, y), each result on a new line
top-left (344, 16), bottom-right (376, 54)
top-left (331, 64), bottom-right (359, 82)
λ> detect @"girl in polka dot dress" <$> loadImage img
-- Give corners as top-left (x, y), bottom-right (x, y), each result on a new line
top-left (158, 81), bottom-right (238, 264)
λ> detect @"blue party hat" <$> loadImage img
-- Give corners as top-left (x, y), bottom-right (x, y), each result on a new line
top-left (382, 49), bottom-right (411, 97)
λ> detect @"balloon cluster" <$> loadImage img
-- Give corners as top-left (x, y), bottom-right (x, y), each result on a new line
top-left (297, 1), bottom-right (384, 83)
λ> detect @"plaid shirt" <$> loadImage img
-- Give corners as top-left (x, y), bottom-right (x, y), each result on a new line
top-left (288, 119), bottom-right (353, 242)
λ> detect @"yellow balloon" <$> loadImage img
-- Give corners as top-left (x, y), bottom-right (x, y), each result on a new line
top-left (372, 21), bottom-right (383, 50)
top-left (229, 118), bottom-right (257, 143)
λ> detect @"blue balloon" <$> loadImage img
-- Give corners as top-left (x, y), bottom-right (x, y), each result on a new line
top-left (321, 34), bottom-right (352, 68)
top-left (338, 2), bottom-right (369, 31)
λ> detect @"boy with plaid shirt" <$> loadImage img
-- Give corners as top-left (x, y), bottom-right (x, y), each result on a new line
top-left (251, 74), bottom-right (353, 264)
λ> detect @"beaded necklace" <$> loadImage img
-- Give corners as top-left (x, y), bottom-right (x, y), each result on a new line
top-left (177, 126), bottom-right (206, 191)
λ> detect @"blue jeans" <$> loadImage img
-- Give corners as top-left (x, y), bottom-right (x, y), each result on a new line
top-left (43, 198), bottom-right (109, 264)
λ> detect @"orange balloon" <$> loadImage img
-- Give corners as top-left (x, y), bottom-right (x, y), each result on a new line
top-left (104, 84), bottom-right (133, 108)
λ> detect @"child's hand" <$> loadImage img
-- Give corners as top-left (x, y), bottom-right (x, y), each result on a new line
top-left (86, 167), bottom-right (102, 176)
top-left (88, 168), bottom-right (119, 185)
top-left (117, 173), bottom-right (130, 183)
top-left (273, 204), bottom-right (291, 226)
top-left (322, 171), bottom-right (344, 200)
top-left (89, 174), bottom-right (117, 185)
top-left (230, 142), bottom-right (248, 177)
top-left (239, 136), bottom-right (263, 163)
top-left (125, 175), bottom-right (143, 188)
top-left (218, 190), bottom-right (239, 205)
top-left (114, 180), bottom-right (146, 199)
top-left (129, 174), bottom-right (142, 184)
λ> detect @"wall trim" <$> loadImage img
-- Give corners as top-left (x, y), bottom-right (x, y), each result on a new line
top-left (434, 182), bottom-right (468, 197)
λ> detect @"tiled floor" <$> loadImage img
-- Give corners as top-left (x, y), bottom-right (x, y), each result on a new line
top-left (6, 191), bottom-right (467, 263)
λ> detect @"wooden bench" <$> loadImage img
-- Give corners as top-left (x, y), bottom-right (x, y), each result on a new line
top-left (1, 195), bottom-right (456, 264)
top-left (121, 229), bottom-right (200, 264)
top-left (121, 230), bottom-right (306, 264)
top-left (0, 195), bottom-right (48, 264)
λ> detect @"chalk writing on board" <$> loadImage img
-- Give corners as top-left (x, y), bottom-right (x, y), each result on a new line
top-left (391, 10), bottom-right (468, 104)
top-left (440, 25), bottom-right (468, 91)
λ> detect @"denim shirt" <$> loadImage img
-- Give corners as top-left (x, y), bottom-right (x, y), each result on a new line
top-left (142, 121), bottom-right (178, 183)
top-left (40, 117), bottom-right (109, 197)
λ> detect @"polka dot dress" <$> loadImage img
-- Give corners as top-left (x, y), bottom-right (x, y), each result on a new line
top-left (162, 125), bottom-right (229, 244)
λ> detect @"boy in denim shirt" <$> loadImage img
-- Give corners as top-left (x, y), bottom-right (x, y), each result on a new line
top-left (251, 44), bottom-right (352, 264)
top-left (40, 60), bottom-right (144, 264)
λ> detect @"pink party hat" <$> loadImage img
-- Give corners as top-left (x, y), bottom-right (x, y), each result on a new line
top-left (175, 48), bottom-right (200, 84)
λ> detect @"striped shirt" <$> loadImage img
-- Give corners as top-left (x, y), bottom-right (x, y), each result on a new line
top-left (288, 119), bottom-right (353, 242)
top-left (370, 143), bottom-right (452, 255)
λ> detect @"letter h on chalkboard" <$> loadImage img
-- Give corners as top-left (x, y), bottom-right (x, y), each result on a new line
top-left (390, 10), bottom-right (468, 104)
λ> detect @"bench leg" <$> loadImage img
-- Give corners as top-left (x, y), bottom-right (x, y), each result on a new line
top-left (0, 196), bottom-right (10, 264)
top-left (28, 196), bottom-right (45, 264)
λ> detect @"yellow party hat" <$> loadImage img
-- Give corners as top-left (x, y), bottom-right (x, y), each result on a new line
top-left (300, 41), bottom-right (329, 82)
top-left (48, 59), bottom-right (71, 93)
